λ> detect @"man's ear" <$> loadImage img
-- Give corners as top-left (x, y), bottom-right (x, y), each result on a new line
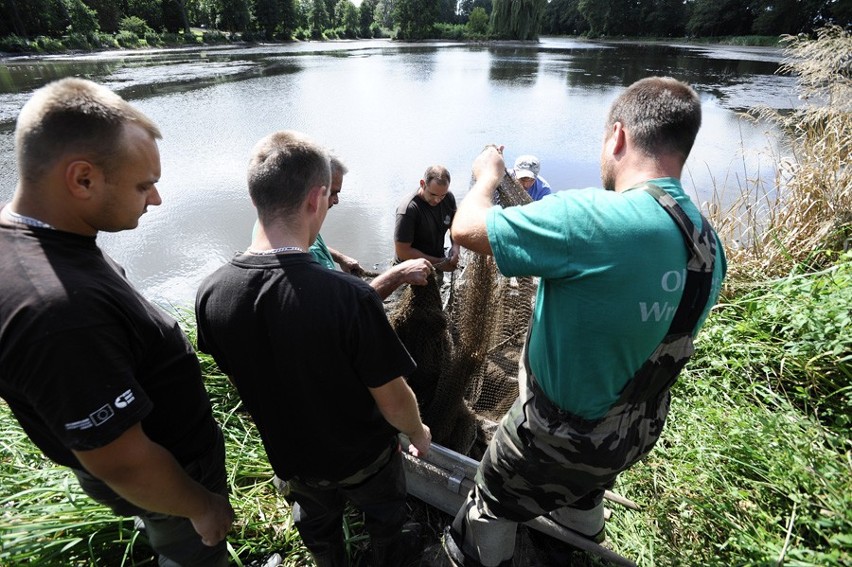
top-left (65, 160), bottom-right (99, 200)
top-left (609, 122), bottom-right (627, 156)
top-left (306, 184), bottom-right (327, 213)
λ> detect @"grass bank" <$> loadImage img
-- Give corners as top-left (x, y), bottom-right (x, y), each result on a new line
top-left (1, 26), bottom-right (849, 566)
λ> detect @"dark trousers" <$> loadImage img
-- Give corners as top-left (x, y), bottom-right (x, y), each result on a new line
top-left (73, 428), bottom-right (229, 567)
top-left (289, 447), bottom-right (408, 567)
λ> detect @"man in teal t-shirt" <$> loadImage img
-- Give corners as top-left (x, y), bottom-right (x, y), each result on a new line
top-left (443, 77), bottom-right (727, 567)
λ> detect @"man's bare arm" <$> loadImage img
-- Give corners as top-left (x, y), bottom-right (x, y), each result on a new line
top-left (73, 423), bottom-right (234, 546)
top-left (369, 259), bottom-right (431, 300)
top-left (369, 377), bottom-right (431, 457)
top-left (450, 145), bottom-right (505, 256)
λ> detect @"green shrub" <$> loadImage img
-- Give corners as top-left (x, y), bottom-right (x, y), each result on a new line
top-left (115, 30), bottom-right (140, 48)
top-left (0, 34), bottom-right (31, 53)
top-left (202, 30), bottom-right (230, 43)
top-left (698, 253), bottom-right (852, 435)
top-left (63, 32), bottom-right (94, 50)
top-left (144, 31), bottom-right (161, 46)
top-left (369, 23), bottom-right (384, 38)
top-left (35, 36), bottom-right (64, 52)
top-left (66, 0), bottom-right (100, 36)
top-left (160, 32), bottom-right (185, 45)
top-left (92, 31), bottom-right (118, 48)
top-left (434, 23), bottom-right (465, 40)
top-left (467, 6), bottom-right (489, 36)
top-left (119, 16), bottom-right (152, 38)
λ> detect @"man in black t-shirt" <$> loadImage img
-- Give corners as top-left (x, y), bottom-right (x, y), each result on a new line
top-left (394, 165), bottom-right (460, 272)
top-left (196, 130), bottom-right (431, 567)
top-left (0, 78), bottom-right (233, 565)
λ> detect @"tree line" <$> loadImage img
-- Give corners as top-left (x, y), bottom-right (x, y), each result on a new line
top-left (1, 0), bottom-right (850, 50)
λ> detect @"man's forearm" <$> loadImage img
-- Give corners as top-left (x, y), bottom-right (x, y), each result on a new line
top-left (370, 270), bottom-right (403, 300)
top-left (78, 433), bottom-right (214, 519)
top-left (451, 185), bottom-right (494, 255)
top-left (394, 242), bottom-right (443, 265)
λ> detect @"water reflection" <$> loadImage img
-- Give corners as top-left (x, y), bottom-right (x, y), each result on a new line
top-left (0, 39), bottom-right (794, 307)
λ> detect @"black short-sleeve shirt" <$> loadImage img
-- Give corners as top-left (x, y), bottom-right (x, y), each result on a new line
top-left (196, 252), bottom-right (416, 482)
top-left (0, 222), bottom-right (219, 469)
top-left (394, 190), bottom-right (457, 259)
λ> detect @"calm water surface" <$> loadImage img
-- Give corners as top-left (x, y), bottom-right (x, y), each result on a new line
top-left (0, 38), bottom-right (795, 307)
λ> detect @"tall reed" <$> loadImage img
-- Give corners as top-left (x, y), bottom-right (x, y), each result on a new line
top-left (708, 25), bottom-right (851, 287)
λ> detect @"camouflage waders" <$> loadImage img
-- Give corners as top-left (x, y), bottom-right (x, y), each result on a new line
top-left (448, 184), bottom-right (717, 566)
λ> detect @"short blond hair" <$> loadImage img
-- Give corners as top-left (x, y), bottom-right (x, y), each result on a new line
top-left (15, 78), bottom-right (161, 184)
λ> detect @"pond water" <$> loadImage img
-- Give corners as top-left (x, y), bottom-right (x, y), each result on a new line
top-left (0, 38), bottom-right (795, 308)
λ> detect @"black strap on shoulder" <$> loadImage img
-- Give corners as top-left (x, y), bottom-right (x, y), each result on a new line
top-left (614, 183), bottom-right (717, 406)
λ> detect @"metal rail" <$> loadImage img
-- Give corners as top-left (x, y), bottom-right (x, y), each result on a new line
top-left (401, 437), bottom-right (638, 567)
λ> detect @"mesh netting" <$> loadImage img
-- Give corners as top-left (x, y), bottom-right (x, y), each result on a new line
top-left (388, 171), bottom-right (537, 458)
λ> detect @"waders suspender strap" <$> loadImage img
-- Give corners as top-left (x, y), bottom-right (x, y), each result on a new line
top-left (614, 183), bottom-right (717, 406)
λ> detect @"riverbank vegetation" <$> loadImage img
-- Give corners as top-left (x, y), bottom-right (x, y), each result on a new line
top-left (1, 0), bottom-right (850, 53)
top-left (0, 25), bottom-right (850, 567)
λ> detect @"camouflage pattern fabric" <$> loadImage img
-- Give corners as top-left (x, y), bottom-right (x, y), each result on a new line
top-left (475, 373), bottom-right (670, 522)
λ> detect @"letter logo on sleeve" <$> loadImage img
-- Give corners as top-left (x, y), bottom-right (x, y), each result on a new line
top-left (114, 389), bottom-right (135, 409)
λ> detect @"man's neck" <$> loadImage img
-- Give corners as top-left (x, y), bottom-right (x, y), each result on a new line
top-left (252, 220), bottom-right (311, 252)
top-left (614, 160), bottom-right (682, 193)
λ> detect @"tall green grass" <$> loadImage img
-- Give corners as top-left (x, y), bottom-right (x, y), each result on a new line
top-left (1, 26), bottom-right (850, 566)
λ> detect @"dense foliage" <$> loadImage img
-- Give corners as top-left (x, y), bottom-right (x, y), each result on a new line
top-left (1, 0), bottom-right (850, 48)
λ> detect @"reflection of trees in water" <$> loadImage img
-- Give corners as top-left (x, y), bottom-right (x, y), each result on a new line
top-left (561, 44), bottom-right (779, 90)
top-left (487, 46), bottom-right (540, 84)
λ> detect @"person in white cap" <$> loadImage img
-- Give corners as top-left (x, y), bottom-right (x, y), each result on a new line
top-left (513, 154), bottom-right (552, 201)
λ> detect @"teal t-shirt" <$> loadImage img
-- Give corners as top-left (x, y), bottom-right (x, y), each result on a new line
top-left (309, 233), bottom-right (336, 271)
top-left (486, 178), bottom-right (726, 419)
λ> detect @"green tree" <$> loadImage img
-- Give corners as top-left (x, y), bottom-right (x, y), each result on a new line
top-left (2, 0), bottom-right (67, 37)
top-left (359, 0), bottom-right (378, 36)
top-left (309, 0), bottom-right (330, 36)
top-left (218, 0), bottom-right (251, 31)
top-left (490, 0), bottom-right (546, 40)
top-left (65, 0), bottom-right (101, 35)
top-left (459, 0), bottom-right (491, 20)
top-left (255, 0), bottom-right (283, 38)
top-left (2, 0), bottom-right (28, 36)
top-left (687, 0), bottom-right (753, 36)
top-left (167, 0), bottom-right (195, 33)
top-left (541, 0), bottom-right (587, 35)
top-left (126, 0), bottom-right (165, 31)
top-left (375, 0), bottom-right (397, 28)
top-left (750, 0), bottom-right (828, 35)
top-left (577, 0), bottom-right (607, 36)
top-left (437, 0), bottom-right (457, 23)
top-left (830, 0), bottom-right (852, 27)
top-left (85, 0), bottom-right (125, 32)
top-left (467, 5), bottom-right (489, 34)
top-left (323, 0), bottom-right (337, 25)
top-left (643, 0), bottom-right (687, 36)
top-left (394, 0), bottom-right (437, 38)
top-left (334, 0), bottom-right (359, 35)
top-left (294, 0), bottom-right (310, 30)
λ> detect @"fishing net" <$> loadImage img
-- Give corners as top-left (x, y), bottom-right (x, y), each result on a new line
top-left (388, 170), bottom-right (537, 458)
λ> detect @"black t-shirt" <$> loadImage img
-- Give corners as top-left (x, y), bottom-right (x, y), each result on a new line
top-left (394, 190), bottom-right (457, 259)
top-left (0, 222), bottom-right (219, 469)
top-left (196, 252), bottom-right (416, 482)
